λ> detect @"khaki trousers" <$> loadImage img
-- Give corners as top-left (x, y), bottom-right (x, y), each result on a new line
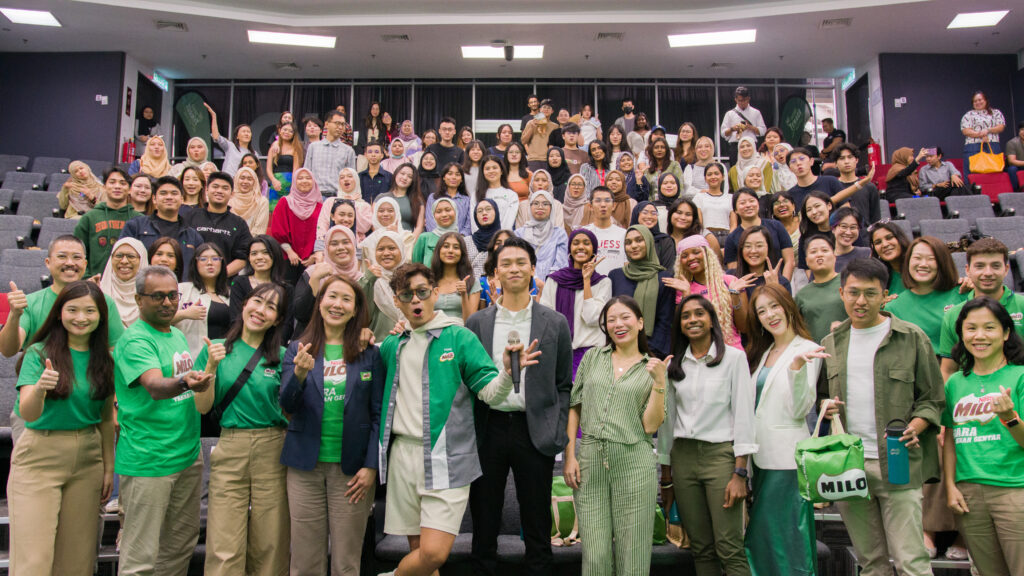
top-left (956, 482), bottom-right (1024, 576)
top-left (118, 456), bottom-right (202, 576)
top-left (837, 459), bottom-right (933, 576)
top-left (7, 426), bottom-right (103, 576)
top-left (204, 428), bottom-right (290, 576)
top-left (287, 461), bottom-right (374, 576)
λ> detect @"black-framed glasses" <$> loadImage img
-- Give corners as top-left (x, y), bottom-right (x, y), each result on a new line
top-left (396, 288), bottom-right (432, 303)
top-left (139, 291), bottom-right (180, 303)
top-left (112, 253), bottom-right (140, 262)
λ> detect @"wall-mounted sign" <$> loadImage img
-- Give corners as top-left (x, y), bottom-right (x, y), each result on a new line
top-left (150, 72), bottom-right (169, 92)
top-left (841, 69), bottom-right (857, 91)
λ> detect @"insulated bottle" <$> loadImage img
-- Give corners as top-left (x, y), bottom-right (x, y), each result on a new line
top-left (886, 419), bottom-right (910, 485)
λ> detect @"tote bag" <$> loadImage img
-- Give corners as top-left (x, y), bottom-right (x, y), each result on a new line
top-left (969, 141), bottom-right (1005, 174)
top-left (795, 401), bottom-right (870, 503)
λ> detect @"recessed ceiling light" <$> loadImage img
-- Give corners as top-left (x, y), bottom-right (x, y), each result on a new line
top-left (461, 45), bottom-right (544, 59)
top-left (0, 8), bottom-right (61, 27)
top-left (668, 29), bottom-right (756, 48)
top-left (248, 30), bottom-right (335, 49)
top-left (948, 10), bottom-right (1009, 29)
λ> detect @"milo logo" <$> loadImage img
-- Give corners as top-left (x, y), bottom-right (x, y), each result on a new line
top-left (817, 469), bottom-right (868, 500)
top-left (952, 393), bottom-right (1001, 425)
top-left (1012, 312), bottom-right (1023, 323)
top-left (173, 351), bottom-right (194, 377)
top-left (439, 351), bottom-right (455, 362)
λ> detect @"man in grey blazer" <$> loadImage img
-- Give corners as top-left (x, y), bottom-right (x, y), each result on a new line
top-left (466, 237), bottom-right (573, 576)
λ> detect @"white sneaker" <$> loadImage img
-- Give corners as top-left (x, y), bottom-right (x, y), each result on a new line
top-left (104, 498), bottom-right (119, 514)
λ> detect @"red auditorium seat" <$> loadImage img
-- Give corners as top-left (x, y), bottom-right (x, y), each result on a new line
top-left (968, 173), bottom-right (1014, 203)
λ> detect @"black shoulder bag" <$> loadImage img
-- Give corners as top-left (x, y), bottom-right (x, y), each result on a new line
top-left (209, 348), bottom-right (264, 424)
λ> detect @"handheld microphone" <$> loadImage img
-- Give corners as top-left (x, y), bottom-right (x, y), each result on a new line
top-left (508, 330), bottom-right (521, 394)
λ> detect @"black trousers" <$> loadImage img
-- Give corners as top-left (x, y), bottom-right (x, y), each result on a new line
top-left (470, 410), bottom-right (555, 576)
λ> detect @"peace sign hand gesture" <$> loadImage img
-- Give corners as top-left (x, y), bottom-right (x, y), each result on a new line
top-left (763, 258), bottom-right (783, 285)
top-left (582, 256), bottom-right (605, 283)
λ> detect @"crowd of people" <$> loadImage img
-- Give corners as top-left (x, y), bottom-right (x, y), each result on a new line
top-left (7, 86), bottom-right (1024, 576)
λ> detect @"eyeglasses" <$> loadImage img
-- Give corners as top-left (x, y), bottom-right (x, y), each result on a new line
top-left (198, 256), bottom-right (223, 263)
top-left (530, 201), bottom-right (551, 208)
top-left (112, 253), bottom-right (140, 262)
top-left (139, 291), bottom-right (180, 303)
top-left (396, 288), bottom-right (433, 303)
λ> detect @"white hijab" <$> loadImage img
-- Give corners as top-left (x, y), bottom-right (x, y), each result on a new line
top-left (518, 189), bottom-right (556, 248)
top-left (99, 237), bottom-right (148, 327)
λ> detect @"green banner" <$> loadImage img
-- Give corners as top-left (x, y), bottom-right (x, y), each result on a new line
top-left (174, 91), bottom-right (212, 161)
top-left (780, 95), bottom-right (812, 147)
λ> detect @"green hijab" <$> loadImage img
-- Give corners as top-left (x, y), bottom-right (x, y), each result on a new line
top-left (621, 224), bottom-right (664, 337)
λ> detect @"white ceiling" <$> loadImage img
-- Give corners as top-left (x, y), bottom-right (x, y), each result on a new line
top-left (0, 0), bottom-right (1019, 79)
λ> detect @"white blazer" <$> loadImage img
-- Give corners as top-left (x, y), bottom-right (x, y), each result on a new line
top-left (751, 335), bottom-right (821, 470)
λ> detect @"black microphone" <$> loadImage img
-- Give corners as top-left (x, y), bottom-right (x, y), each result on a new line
top-left (508, 330), bottom-right (521, 394)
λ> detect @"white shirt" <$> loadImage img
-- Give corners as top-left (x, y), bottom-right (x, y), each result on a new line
top-left (538, 276), bottom-right (610, 350)
top-left (485, 187), bottom-right (521, 230)
top-left (691, 191), bottom-right (734, 230)
top-left (489, 299), bottom-right (532, 412)
top-left (669, 343), bottom-right (758, 456)
top-left (720, 105), bottom-right (767, 144)
top-left (583, 223), bottom-right (626, 276)
top-left (845, 318), bottom-right (890, 459)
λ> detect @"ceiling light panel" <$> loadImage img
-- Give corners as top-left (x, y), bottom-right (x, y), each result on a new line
top-left (947, 10), bottom-right (1009, 28)
top-left (461, 45), bottom-right (544, 59)
top-left (0, 8), bottom-right (61, 27)
top-left (248, 30), bottom-right (336, 48)
top-left (668, 29), bottom-right (756, 48)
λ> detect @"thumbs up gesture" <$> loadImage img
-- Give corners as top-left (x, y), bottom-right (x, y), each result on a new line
top-left (37, 358), bottom-right (60, 393)
top-left (7, 281), bottom-right (27, 314)
top-left (204, 337), bottom-right (226, 370)
top-left (456, 275), bottom-right (471, 296)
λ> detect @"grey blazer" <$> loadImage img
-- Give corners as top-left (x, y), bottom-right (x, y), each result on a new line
top-left (466, 302), bottom-right (573, 457)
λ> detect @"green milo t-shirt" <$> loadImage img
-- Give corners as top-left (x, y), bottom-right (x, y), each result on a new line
top-left (195, 340), bottom-right (287, 430)
top-left (113, 320), bottom-right (200, 477)
top-left (15, 344), bottom-right (107, 430)
top-left (939, 288), bottom-right (1024, 358)
top-left (319, 344), bottom-right (346, 463)
top-left (942, 364), bottom-right (1024, 487)
top-left (886, 288), bottom-right (966, 354)
top-left (19, 287), bottom-right (125, 347)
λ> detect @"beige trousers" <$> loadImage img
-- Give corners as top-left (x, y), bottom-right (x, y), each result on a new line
top-left (957, 482), bottom-right (1024, 576)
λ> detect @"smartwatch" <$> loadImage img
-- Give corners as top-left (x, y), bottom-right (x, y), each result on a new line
top-left (177, 376), bottom-right (190, 393)
top-left (733, 467), bottom-right (748, 479)
top-left (1002, 413), bottom-right (1021, 428)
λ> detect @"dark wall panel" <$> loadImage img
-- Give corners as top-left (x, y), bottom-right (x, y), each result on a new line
top-left (0, 52), bottom-right (124, 162)
top-left (879, 53), bottom-right (1017, 161)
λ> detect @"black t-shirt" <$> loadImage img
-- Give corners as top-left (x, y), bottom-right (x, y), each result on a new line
top-left (788, 175), bottom-right (845, 209)
top-left (426, 143), bottom-right (465, 169)
top-left (723, 218), bottom-right (794, 266)
top-left (835, 180), bottom-right (882, 226)
top-left (823, 129), bottom-right (847, 160)
top-left (185, 208), bottom-right (253, 262)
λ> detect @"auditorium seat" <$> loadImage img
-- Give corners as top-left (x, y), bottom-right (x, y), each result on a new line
top-left (944, 195), bottom-right (994, 230)
top-left (81, 159), bottom-right (113, 177)
top-left (997, 192), bottom-right (1024, 216)
top-left (0, 264), bottom-right (44, 294)
top-left (889, 219), bottom-right (913, 241)
top-left (0, 190), bottom-right (14, 214)
top-left (969, 173), bottom-right (1014, 203)
top-left (0, 215), bottom-right (36, 240)
top-left (36, 218), bottom-right (78, 250)
top-left (16, 191), bottom-right (61, 221)
top-left (1, 172), bottom-right (45, 191)
top-left (30, 156), bottom-right (69, 176)
top-left (46, 172), bottom-right (71, 192)
top-left (977, 216), bottom-right (1024, 252)
top-left (0, 231), bottom-right (28, 251)
top-left (0, 249), bottom-right (47, 269)
top-left (0, 155), bottom-right (29, 178)
top-left (872, 164), bottom-right (890, 191)
top-left (918, 219), bottom-right (969, 243)
top-left (894, 197), bottom-right (941, 235)
top-left (878, 198), bottom-right (891, 221)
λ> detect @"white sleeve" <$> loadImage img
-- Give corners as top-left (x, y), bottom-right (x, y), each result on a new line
top-left (476, 370), bottom-right (514, 405)
top-left (720, 111), bottom-right (734, 139)
top-left (731, 352), bottom-right (759, 457)
top-left (581, 277), bottom-right (612, 326)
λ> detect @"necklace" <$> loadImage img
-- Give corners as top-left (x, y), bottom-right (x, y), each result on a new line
top-left (977, 359), bottom-right (1007, 394)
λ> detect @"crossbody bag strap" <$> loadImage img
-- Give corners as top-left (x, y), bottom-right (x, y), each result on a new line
top-left (211, 347), bottom-right (264, 422)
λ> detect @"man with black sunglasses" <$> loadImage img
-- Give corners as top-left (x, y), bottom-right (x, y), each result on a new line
top-left (114, 265), bottom-right (214, 575)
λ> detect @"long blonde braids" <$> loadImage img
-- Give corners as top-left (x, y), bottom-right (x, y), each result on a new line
top-left (675, 245), bottom-right (735, 343)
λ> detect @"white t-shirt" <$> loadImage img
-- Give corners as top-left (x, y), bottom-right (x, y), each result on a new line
top-left (584, 223), bottom-right (626, 276)
top-left (692, 191), bottom-right (734, 231)
top-left (845, 318), bottom-right (890, 459)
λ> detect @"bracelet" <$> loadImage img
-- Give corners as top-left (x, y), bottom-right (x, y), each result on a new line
top-left (999, 411), bottom-right (1020, 423)
top-left (651, 387), bottom-right (665, 394)
top-left (660, 481), bottom-right (673, 488)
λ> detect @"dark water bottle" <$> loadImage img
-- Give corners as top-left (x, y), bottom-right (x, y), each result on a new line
top-left (886, 419), bottom-right (909, 485)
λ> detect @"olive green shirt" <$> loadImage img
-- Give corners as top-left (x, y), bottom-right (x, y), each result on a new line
top-left (819, 313), bottom-right (945, 488)
top-left (571, 346), bottom-right (660, 446)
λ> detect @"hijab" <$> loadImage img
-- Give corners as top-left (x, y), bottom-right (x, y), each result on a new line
top-left (139, 135), bottom-right (170, 177)
top-left (100, 238), bottom-right (147, 327)
top-left (431, 196), bottom-right (459, 237)
top-left (338, 167), bottom-right (364, 202)
top-left (630, 201), bottom-right (668, 239)
top-left (738, 165), bottom-right (767, 195)
top-left (655, 173), bottom-right (681, 208)
top-left (287, 167), bottom-right (322, 220)
top-left (771, 143), bottom-right (798, 191)
top-left (887, 147), bottom-right (918, 186)
top-left (606, 169), bottom-right (633, 228)
top-left (471, 198), bottom-right (501, 251)
top-left (228, 166), bottom-right (268, 225)
top-left (324, 225), bottom-right (363, 281)
top-left (371, 196), bottom-right (405, 232)
top-left (518, 189), bottom-right (556, 248)
top-left (735, 135), bottom-right (765, 176)
top-left (547, 228), bottom-right (606, 336)
top-left (529, 169), bottom-right (554, 194)
top-left (562, 173), bottom-right (590, 229)
top-left (64, 160), bottom-right (106, 214)
top-left (397, 120), bottom-right (419, 143)
top-left (179, 137), bottom-right (209, 170)
top-left (365, 230), bottom-right (407, 280)
top-left (419, 151), bottom-right (440, 179)
top-left (621, 225), bottom-right (664, 337)
top-left (546, 148), bottom-right (571, 188)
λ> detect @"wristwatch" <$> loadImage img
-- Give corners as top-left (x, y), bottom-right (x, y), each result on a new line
top-left (1002, 412), bottom-right (1020, 428)
top-left (176, 376), bottom-right (190, 393)
top-left (733, 467), bottom-right (748, 479)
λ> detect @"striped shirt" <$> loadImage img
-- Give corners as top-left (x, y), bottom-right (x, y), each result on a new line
top-left (571, 346), bottom-right (659, 445)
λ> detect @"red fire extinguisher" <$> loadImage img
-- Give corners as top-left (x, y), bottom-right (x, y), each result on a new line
top-left (121, 138), bottom-right (136, 163)
top-left (867, 138), bottom-right (881, 168)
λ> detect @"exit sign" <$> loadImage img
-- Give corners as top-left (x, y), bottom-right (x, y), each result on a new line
top-left (841, 69), bottom-right (857, 91)
top-left (150, 72), bottom-right (169, 92)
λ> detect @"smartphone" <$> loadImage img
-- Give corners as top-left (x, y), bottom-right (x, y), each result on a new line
top-left (534, 113), bottom-right (545, 121)
top-left (925, 148), bottom-right (937, 156)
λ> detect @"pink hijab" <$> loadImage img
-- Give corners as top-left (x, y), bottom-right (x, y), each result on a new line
top-left (288, 167), bottom-right (323, 220)
top-left (324, 225), bottom-right (363, 281)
